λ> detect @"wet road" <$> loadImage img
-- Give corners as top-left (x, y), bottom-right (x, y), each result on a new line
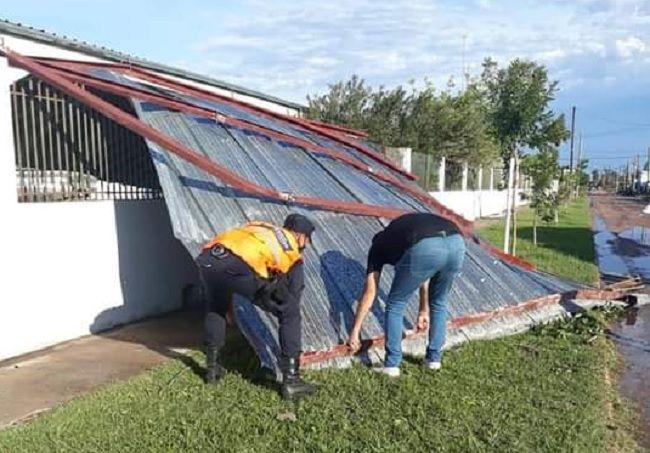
top-left (608, 306), bottom-right (650, 447)
top-left (592, 215), bottom-right (650, 281)
top-left (590, 195), bottom-right (650, 446)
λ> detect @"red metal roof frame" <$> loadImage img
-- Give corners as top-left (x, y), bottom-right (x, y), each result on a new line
top-left (4, 48), bottom-right (536, 274)
top-left (113, 66), bottom-right (417, 181)
top-left (35, 60), bottom-right (539, 270)
top-left (300, 118), bottom-right (369, 138)
top-left (30, 57), bottom-right (414, 181)
top-left (3, 48), bottom-right (408, 219)
top-left (34, 58), bottom-right (473, 232)
top-left (4, 48), bottom-right (620, 366)
top-left (301, 286), bottom-right (628, 365)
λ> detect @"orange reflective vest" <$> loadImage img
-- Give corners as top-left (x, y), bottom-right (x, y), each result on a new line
top-left (203, 221), bottom-right (302, 279)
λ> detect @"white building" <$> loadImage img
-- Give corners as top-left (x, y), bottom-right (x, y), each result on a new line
top-left (0, 20), bottom-right (304, 361)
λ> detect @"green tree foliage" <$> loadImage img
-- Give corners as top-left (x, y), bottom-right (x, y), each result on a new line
top-left (480, 58), bottom-right (569, 163)
top-left (522, 148), bottom-right (560, 244)
top-left (306, 78), bottom-right (499, 166)
top-left (306, 75), bottom-right (370, 129)
top-left (480, 58), bottom-right (569, 254)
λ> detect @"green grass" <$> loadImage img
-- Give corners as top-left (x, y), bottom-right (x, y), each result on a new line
top-left (0, 321), bottom-right (638, 452)
top-left (0, 198), bottom-right (637, 452)
top-left (479, 198), bottom-right (600, 284)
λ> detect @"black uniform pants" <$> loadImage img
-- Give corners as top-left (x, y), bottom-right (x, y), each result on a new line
top-left (196, 249), bottom-right (302, 358)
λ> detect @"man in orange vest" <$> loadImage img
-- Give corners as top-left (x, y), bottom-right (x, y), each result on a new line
top-left (196, 213), bottom-right (316, 400)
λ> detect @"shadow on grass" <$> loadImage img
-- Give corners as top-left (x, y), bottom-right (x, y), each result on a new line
top-left (516, 226), bottom-right (595, 262)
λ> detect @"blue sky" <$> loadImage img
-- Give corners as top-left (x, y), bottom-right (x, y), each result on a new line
top-left (2, 0), bottom-right (649, 170)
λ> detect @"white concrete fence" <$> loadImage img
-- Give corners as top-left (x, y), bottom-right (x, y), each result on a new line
top-left (385, 148), bottom-right (530, 221)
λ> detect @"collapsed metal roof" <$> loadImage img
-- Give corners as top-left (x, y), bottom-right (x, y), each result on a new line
top-left (3, 49), bottom-right (620, 373)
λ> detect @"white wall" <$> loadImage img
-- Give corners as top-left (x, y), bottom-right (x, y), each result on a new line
top-left (431, 189), bottom-right (528, 222)
top-left (0, 54), bottom-right (198, 361)
top-left (0, 198), bottom-right (199, 361)
top-left (0, 30), bottom-right (306, 360)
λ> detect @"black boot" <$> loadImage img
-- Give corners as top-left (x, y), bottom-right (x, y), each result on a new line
top-left (205, 346), bottom-right (224, 385)
top-left (280, 356), bottom-right (316, 400)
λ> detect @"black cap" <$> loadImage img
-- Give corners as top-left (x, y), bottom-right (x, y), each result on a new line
top-left (284, 213), bottom-right (316, 239)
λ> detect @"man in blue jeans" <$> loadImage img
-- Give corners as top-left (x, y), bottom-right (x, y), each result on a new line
top-left (348, 213), bottom-right (466, 377)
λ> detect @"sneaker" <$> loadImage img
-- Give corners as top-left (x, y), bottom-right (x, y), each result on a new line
top-left (425, 361), bottom-right (441, 371)
top-left (373, 366), bottom-right (401, 378)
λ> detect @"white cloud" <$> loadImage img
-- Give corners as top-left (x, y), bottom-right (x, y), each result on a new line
top-left (186, 0), bottom-right (650, 103)
top-left (615, 36), bottom-right (647, 58)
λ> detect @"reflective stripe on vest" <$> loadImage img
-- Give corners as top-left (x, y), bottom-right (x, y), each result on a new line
top-left (203, 221), bottom-right (302, 278)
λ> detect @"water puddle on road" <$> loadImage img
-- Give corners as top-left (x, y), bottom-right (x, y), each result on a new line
top-left (593, 215), bottom-right (650, 444)
top-left (608, 306), bottom-right (650, 446)
top-left (592, 216), bottom-right (650, 280)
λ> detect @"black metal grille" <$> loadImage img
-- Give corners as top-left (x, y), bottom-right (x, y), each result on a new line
top-left (10, 76), bottom-right (162, 202)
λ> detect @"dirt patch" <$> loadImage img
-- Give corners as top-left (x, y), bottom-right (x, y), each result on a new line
top-left (590, 194), bottom-right (650, 233)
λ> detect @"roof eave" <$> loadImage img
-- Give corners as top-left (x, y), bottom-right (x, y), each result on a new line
top-left (0, 19), bottom-right (307, 112)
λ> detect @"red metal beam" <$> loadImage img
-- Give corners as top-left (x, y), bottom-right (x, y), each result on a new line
top-left (301, 118), bottom-right (369, 138)
top-left (301, 287), bottom-right (631, 365)
top-left (112, 64), bottom-right (417, 181)
top-left (3, 47), bottom-right (413, 221)
top-left (15, 53), bottom-right (532, 268)
top-left (39, 59), bottom-right (474, 232)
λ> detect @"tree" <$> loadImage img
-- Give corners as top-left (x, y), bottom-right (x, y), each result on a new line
top-left (575, 158), bottom-right (589, 196)
top-left (480, 58), bottom-right (569, 255)
top-left (521, 147), bottom-right (560, 245)
top-left (306, 75), bottom-right (371, 129)
top-left (307, 76), bottom-right (499, 171)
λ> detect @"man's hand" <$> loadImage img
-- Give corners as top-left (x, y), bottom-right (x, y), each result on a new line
top-left (348, 329), bottom-right (362, 353)
top-left (417, 311), bottom-right (429, 332)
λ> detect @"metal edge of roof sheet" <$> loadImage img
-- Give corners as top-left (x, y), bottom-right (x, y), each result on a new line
top-left (0, 18), bottom-right (306, 112)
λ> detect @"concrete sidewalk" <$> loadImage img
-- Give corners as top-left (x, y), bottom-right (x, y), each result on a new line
top-left (0, 310), bottom-right (203, 429)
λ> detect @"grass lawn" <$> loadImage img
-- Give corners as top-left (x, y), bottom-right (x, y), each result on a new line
top-left (0, 198), bottom-right (638, 452)
top-left (478, 198), bottom-right (600, 285)
top-left (0, 323), bottom-right (637, 452)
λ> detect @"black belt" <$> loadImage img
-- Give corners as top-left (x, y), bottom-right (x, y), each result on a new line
top-left (429, 230), bottom-right (460, 238)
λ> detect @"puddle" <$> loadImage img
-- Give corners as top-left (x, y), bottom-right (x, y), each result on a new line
top-left (608, 306), bottom-right (650, 446)
top-left (593, 215), bottom-right (650, 444)
top-left (592, 216), bottom-right (650, 280)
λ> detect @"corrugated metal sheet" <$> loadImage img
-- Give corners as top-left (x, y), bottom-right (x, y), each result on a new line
top-left (51, 65), bottom-right (583, 371)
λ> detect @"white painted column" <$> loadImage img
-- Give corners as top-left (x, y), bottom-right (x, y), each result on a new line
top-left (438, 157), bottom-right (446, 192)
top-left (489, 167), bottom-right (494, 191)
top-left (477, 167), bottom-right (483, 192)
top-left (461, 162), bottom-right (469, 191)
top-left (0, 56), bottom-right (22, 208)
top-left (503, 157), bottom-right (515, 253)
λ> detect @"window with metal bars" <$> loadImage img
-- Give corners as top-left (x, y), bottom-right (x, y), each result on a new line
top-left (10, 76), bottom-right (163, 202)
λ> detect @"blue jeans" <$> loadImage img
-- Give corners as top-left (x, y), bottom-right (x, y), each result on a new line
top-left (384, 234), bottom-right (466, 367)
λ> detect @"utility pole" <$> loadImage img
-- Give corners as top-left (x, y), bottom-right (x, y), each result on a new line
top-left (575, 132), bottom-right (583, 197)
top-left (569, 106), bottom-right (576, 172)
top-left (637, 154), bottom-right (641, 191)
top-left (646, 146), bottom-right (650, 192)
